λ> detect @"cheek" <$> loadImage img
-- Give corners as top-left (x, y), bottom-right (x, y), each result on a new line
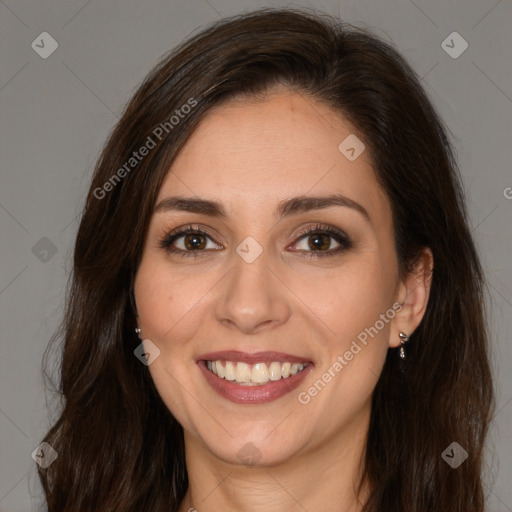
top-left (134, 259), bottom-right (208, 343)
top-left (133, 260), bottom-right (206, 427)
top-left (297, 278), bottom-right (394, 427)
top-left (299, 255), bottom-right (396, 398)
top-left (296, 257), bottom-right (396, 345)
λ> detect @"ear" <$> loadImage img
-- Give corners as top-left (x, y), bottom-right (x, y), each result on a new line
top-left (389, 247), bottom-right (434, 348)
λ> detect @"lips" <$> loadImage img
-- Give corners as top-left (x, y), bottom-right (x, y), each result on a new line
top-left (196, 350), bottom-right (314, 404)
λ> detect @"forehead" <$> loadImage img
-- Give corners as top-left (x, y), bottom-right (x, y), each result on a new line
top-left (156, 89), bottom-right (389, 222)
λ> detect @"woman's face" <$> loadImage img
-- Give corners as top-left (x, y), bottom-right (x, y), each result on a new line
top-left (134, 87), bottom-right (410, 466)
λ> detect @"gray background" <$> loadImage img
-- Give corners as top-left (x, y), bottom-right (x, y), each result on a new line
top-left (0, 0), bottom-right (510, 510)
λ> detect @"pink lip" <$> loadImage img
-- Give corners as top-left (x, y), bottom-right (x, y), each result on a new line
top-left (197, 355), bottom-right (314, 405)
top-left (197, 350), bottom-right (312, 365)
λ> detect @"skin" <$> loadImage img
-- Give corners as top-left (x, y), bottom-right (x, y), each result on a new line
top-left (134, 85), bottom-right (433, 512)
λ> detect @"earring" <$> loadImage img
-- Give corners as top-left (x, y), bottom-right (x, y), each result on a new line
top-left (135, 327), bottom-right (142, 339)
top-left (399, 332), bottom-right (410, 359)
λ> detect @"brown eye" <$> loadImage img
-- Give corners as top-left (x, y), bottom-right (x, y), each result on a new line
top-left (289, 224), bottom-right (352, 258)
top-left (307, 233), bottom-right (332, 251)
top-left (182, 233), bottom-right (207, 250)
top-left (160, 226), bottom-right (222, 256)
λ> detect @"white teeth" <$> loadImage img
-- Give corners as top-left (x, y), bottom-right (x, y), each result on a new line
top-left (208, 360), bottom-right (217, 375)
top-left (290, 364), bottom-right (300, 375)
top-left (224, 361), bottom-right (236, 380)
top-left (215, 361), bottom-right (225, 379)
top-left (252, 363), bottom-right (269, 383)
top-left (206, 360), bottom-right (306, 385)
top-left (268, 361), bottom-right (282, 381)
top-left (235, 362), bottom-right (251, 383)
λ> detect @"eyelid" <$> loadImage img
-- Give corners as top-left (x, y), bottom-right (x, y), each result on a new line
top-left (293, 223), bottom-right (348, 241)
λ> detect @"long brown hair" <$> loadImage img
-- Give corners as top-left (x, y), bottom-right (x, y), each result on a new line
top-left (39, 8), bottom-right (494, 511)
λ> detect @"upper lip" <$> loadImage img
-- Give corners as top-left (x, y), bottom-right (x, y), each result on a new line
top-left (197, 350), bottom-right (313, 365)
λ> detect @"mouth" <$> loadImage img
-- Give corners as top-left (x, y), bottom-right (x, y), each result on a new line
top-left (197, 351), bottom-right (314, 404)
top-left (205, 359), bottom-right (308, 385)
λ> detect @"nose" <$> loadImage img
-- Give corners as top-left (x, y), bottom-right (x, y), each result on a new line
top-left (215, 248), bottom-right (291, 335)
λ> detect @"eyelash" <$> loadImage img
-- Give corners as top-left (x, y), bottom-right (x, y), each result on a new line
top-left (159, 223), bottom-right (352, 259)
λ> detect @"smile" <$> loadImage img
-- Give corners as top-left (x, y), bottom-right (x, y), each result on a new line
top-left (197, 351), bottom-right (314, 404)
top-left (206, 360), bottom-right (307, 385)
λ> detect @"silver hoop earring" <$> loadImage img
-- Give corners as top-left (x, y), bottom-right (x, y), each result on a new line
top-left (399, 332), bottom-right (410, 359)
top-left (135, 327), bottom-right (142, 339)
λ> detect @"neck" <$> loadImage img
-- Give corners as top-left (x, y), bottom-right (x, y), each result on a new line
top-left (178, 403), bottom-right (372, 512)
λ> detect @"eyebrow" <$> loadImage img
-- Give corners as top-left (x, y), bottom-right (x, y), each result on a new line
top-left (155, 194), bottom-right (370, 222)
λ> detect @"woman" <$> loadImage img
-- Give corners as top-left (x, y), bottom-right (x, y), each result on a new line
top-left (38, 7), bottom-right (494, 512)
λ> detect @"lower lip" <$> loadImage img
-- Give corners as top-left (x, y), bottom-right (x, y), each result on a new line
top-left (197, 360), bottom-right (313, 404)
